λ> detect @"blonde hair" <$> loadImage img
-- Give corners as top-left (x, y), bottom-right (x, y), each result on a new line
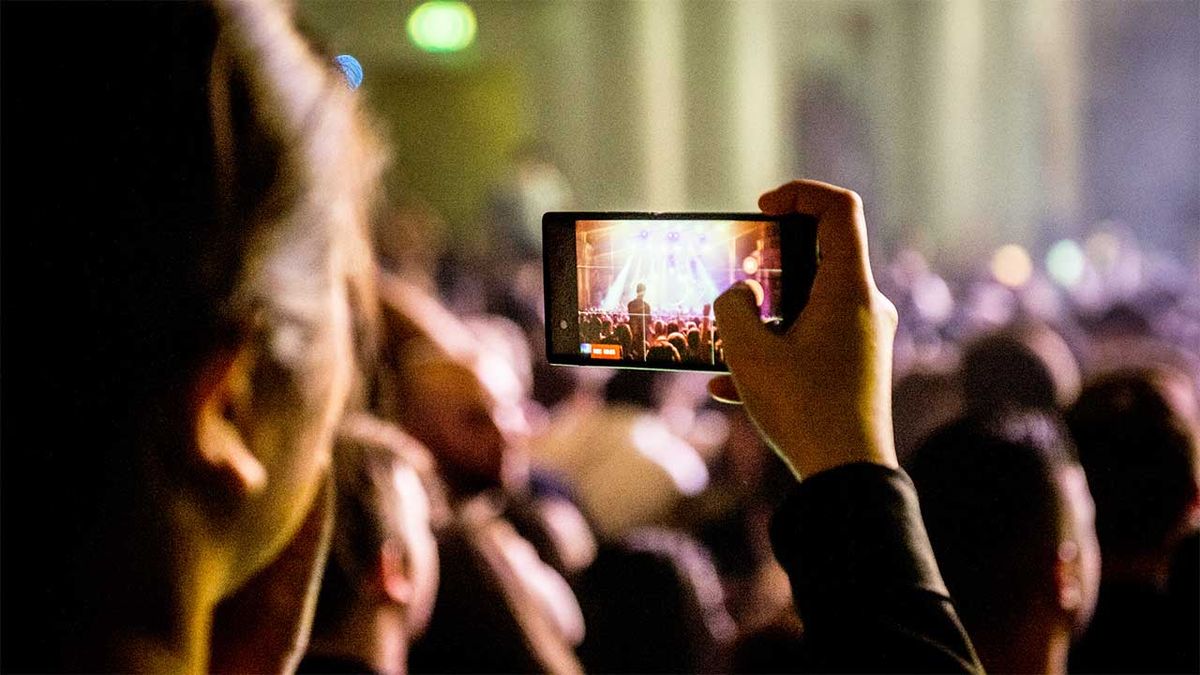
top-left (211, 0), bottom-right (385, 406)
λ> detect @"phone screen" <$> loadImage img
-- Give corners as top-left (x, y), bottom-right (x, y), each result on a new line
top-left (543, 212), bottom-right (817, 372)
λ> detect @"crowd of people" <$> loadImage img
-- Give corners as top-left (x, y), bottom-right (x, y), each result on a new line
top-left (3, 2), bottom-right (1198, 674)
top-left (579, 304), bottom-right (723, 366)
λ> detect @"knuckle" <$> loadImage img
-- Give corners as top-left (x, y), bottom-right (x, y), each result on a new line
top-left (870, 291), bottom-right (899, 327)
top-left (837, 188), bottom-right (864, 212)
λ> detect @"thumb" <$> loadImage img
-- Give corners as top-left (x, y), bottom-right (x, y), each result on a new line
top-left (713, 283), bottom-right (778, 368)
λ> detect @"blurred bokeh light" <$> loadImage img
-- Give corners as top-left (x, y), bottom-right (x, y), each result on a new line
top-left (407, 1), bottom-right (477, 54)
top-left (991, 244), bottom-right (1034, 288)
top-left (1046, 239), bottom-right (1086, 288)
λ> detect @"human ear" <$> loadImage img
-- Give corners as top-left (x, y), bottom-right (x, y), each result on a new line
top-left (379, 538), bottom-right (415, 607)
top-left (189, 338), bottom-right (267, 500)
top-left (1055, 540), bottom-right (1083, 613)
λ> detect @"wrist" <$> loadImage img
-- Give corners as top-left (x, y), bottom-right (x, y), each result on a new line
top-left (773, 428), bottom-right (898, 480)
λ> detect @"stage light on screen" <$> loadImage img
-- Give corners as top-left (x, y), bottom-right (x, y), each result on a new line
top-left (742, 254), bottom-right (760, 275)
top-left (594, 220), bottom-right (730, 312)
top-left (991, 244), bottom-right (1033, 288)
top-left (1046, 239), bottom-right (1086, 287)
top-left (407, 1), bottom-right (477, 53)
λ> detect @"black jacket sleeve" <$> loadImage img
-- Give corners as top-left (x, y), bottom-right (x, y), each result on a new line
top-left (769, 462), bottom-right (984, 674)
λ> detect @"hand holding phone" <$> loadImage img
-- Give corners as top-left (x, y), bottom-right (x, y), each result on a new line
top-left (708, 181), bottom-right (899, 479)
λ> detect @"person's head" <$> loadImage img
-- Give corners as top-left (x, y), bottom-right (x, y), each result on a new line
top-left (667, 332), bottom-right (689, 359)
top-left (907, 413), bottom-right (1100, 668)
top-left (311, 415), bottom-right (440, 658)
top-left (654, 320), bottom-right (667, 337)
top-left (961, 323), bottom-right (1080, 415)
top-left (686, 329), bottom-right (701, 353)
top-left (636, 282), bottom-right (647, 297)
top-left (8, 0), bottom-right (381, 654)
top-left (648, 343), bottom-right (682, 362)
top-left (892, 368), bottom-right (963, 463)
top-left (613, 323), bottom-right (633, 352)
top-left (582, 315), bottom-right (602, 343)
top-left (667, 321), bottom-right (680, 335)
top-left (392, 345), bottom-right (531, 498)
top-left (1066, 368), bottom-right (1200, 565)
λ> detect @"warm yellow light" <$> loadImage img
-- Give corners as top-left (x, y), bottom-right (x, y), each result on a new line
top-left (991, 244), bottom-right (1033, 288)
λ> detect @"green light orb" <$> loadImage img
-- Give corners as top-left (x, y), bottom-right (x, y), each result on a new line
top-left (1046, 239), bottom-right (1086, 287)
top-left (407, 1), bottom-right (477, 53)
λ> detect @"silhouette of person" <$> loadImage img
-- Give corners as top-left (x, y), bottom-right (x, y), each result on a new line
top-left (628, 283), bottom-right (651, 361)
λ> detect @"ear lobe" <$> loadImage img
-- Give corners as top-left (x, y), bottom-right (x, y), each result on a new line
top-left (380, 539), bottom-right (415, 607)
top-left (190, 339), bottom-right (267, 499)
top-left (1056, 540), bottom-right (1083, 612)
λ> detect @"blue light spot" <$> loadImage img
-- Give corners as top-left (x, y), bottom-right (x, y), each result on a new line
top-left (334, 54), bottom-right (364, 89)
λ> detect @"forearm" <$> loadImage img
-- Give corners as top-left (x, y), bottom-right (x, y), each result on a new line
top-left (770, 463), bottom-right (982, 673)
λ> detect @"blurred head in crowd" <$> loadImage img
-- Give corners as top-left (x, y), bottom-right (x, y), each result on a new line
top-left (908, 413), bottom-right (1100, 675)
top-left (305, 415), bottom-right (441, 675)
top-left (390, 345), bottom-right (532, 499)
top-left (374, 197), bottom-right (448, 283)
top-left (4, 0), bottom-right (381, 670)
top-left (484, 140), bottom-right (574, 261)
top-left (892, 367), bottom-right (963, 463)
top-left (1067, 368), bottom-right (1200, 581)
top-left (961, 323), bottom-right (1081, 415)
top-left (372, 277), bottom-right (533, 500)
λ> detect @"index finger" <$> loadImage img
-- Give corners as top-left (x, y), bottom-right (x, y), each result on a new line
top-left (758, 180), bottom-right (875, 293)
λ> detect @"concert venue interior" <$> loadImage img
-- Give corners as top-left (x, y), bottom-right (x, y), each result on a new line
top-left (3, 2), bottom-right (1197, 673)
top-left (574, 219), bottom-right (780, 365)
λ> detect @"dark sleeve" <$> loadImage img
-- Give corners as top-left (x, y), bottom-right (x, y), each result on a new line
top-left (769, 463), bottom-right (983, 674)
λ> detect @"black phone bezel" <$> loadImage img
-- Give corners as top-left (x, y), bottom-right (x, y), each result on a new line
top-left (542, 211), bottom-right (818, 373)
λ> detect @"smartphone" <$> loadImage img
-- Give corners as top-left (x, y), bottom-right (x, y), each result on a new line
top-left (543, 212), bottom-right (818, 372)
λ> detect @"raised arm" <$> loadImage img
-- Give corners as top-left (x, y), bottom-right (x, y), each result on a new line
top-left (710, 180), bottom-right (982, 673)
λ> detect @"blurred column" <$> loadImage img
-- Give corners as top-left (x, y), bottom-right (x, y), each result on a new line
top-left (681, 2), bottom-right (739, 210)
top-left (885, 0), bottom-right (1081, 261)
top-left (636, 0), bottom-right (686, 209)
top-left (529, 2), bottom-right (600, 202)
top-left (863, 1), bottom-right (916, 254)
top-left (886, 0), bottom-right (995, 265)
top-left (532, 2), bottom-right (645, 209)
top-left (938, 0), bottom-right (986, 239)
top-left (730, 0), bottom-right (788, 207)
top-left (877, 1), bottom-right (959, 257)
top-left (1029, 0), bottom-right (1083, 230)
top-left (978, 0), bottom-right (1054, 246)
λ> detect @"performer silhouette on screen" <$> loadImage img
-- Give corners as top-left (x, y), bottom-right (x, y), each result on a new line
top-left (627, 283), bottom-right (650, 361)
